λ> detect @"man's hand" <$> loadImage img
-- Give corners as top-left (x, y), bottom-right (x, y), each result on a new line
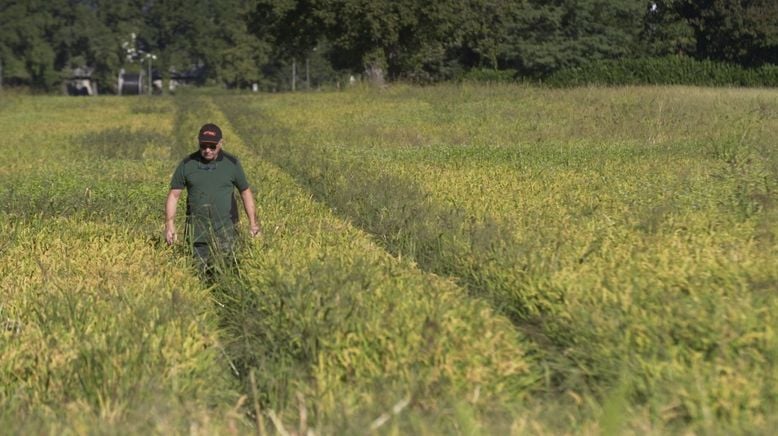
top-left (165, 225), bottom-right (177, 245)
top-left (249, 224), bottom-right (262, 237)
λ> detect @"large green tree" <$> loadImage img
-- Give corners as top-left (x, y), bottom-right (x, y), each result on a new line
top-left (641, 1), bottom-right (696, 57)
top-left (308, 0), bottom-right (520, 83)
top-left (47, 0), bottom-right (122, 93)
top-left (0, 0), bottom-right (59, 89)
top-left (91, 0), bottom-right (148, 91)
top-left (208, 0), bottom-right (271, 88)
top-left (501, 0), bottom-right (646, 77)
top-left (141, 0), bottom-right (215, 82)
top-left (139, 0), bottom-right (270, 88)
top-left (5, 0), bottom-right (777, 91)
top-left (0, 0), bottom-right (145, 92)
top-left (246, 0), bottom-right (323, 89)
top-left (658, 0), bottom-right (778, 65)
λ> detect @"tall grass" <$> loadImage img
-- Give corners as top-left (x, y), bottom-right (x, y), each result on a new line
top-left (2, 85), bottom-right (776, 434)
top-left (0, 97), bottom-right (242, 433)
top-left (185, 97), bottom-right (539, 432)
top-left (216, 84), bottom-right (778, 433)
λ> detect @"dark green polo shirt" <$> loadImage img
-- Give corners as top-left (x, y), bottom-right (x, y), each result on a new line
top-left (170, 150), bottom-right (250, 244)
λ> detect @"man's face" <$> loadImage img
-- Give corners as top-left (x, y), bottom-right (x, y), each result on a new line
top-left (199, 140), bottom-right (222, 161)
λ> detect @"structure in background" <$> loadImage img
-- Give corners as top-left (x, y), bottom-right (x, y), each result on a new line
top-left (118, 68), bottom-right (163, 95)
top-left (168, 66), bottom-right (206, 93)
top-left (119, 32), bottom-right (162, 96)
top-left (118, 69), bottom-right (143, 95)
top-left (65, 67), bottom-right (98, 96)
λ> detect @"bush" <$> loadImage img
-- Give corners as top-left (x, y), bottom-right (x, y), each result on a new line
top-left (461, 68), bottom-right (517, 83)
top-left (546, 56), bottom-right (778, 87)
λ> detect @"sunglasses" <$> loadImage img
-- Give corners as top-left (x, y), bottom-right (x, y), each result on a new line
top-left (199, 142), bottom-right (218, 150)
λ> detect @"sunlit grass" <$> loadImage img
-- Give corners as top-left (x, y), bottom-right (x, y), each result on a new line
top-left (217, 83), bottom-right (778, 433)
top-left (2, 84), bottom-right (776, 434)
top-left (0, 97), bottom-right (241, 433)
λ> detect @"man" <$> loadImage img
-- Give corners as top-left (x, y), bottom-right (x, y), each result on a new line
top-left (165, 123), bottom-right (261, 271)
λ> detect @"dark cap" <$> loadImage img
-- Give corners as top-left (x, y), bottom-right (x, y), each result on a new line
top-left (198, 123), bottom-right (222, 144)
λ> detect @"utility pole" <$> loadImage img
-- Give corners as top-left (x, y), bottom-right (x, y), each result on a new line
top-left (145, 53), bottom-right (156, 95)
top-left (292, 59), bottom-right (297, 92)
top-left (305, 57), bottom-right (310, 90)
top-left (0, 58), bottom-right (3, 90)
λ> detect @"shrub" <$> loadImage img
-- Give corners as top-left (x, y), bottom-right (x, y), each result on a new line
top-left (460, 68), bottom-right (517, 83)
top-left (546, 56), bottom-right (778, 87)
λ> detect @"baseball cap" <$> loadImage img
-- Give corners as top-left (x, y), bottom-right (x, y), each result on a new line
top-left (198, 123), bottom-right (222, 144)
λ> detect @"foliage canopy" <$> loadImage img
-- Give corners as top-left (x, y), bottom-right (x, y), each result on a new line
top-left (1, 0), bottom-right (777, 91)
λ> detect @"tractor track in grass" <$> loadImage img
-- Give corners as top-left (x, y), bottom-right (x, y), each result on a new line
top-left (168, 95), bottom-right (541, 431)
top-left (212, 88), bottom-right (778, 435)
top-left (211, 95), bottom-right (577, 391)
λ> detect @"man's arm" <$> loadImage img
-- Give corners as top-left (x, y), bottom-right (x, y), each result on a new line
top-left (165, 189), bottom-right (183, 245)
top-left (240, 188), bottom-right (261, 237)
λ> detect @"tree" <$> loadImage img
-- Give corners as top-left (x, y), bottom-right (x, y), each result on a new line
top-left (47, 0), bottom-right (122, 93)
top-left (658, 0), bottom-right (778, 65)
top-left (747, 0), bottom-right (778, 64)
top-left (137, 0), bottom-right (270, 88)
top-left (92, 0), bottom-right (148, 92)
top-left (305, 0), bottom-right (520, 83)
top-left (502, 0), bottom-right (646, 77)
top-left (250, 0), bottom-right (320, 56)
top-left (141, 0), bottom-right (216, 83)
top-left (247, 0), bottom-right (323, 89)
top-left (448, 0), bottom-right (523, 70)
top-left (0, 0), bottom-right (59, 89)
top-left (209, 0), bottom-right (272, 88)
top-left (641, 1), bottom-right (696, 57)
top-left (0, 0), bottom-right (146, 92)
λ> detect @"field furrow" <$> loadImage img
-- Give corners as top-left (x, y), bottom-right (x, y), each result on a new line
top-left (215, 85), bottom-right (778, 433)
top-left (190, 96), bottom-right (542, 432)
top-left (2, 85), bottom-right (777, 434)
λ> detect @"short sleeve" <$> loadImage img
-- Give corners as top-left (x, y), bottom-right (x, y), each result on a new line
top-left (170, 161), bottom-right (186, 189)
top-left (233, 159), bottom-right (250, 191)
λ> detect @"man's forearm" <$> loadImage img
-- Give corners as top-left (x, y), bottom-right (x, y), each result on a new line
top-left (241, 188), bottom-right (261, 234)
top-left (165, 189), bottom-right (183, 228)
top-left (165, 194), bottom-right (179, 227)
top-left (241, 189), bottom-right (257, 224)
top-left (164, 189), bottom-right (183, 245)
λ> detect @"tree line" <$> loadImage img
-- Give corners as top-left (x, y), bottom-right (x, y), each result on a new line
top-left (1, 0), bottom-right (777, 92)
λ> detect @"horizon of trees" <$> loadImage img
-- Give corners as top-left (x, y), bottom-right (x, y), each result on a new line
top-left (1, 0), bottom-right (777, 93)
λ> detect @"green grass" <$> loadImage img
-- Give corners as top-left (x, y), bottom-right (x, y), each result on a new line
top-left (0, 97), bottom-right (242, 433)
top-left (216, 84), bottom-right (778, 433)
top-left (198, 97), bottom-right (536, 433)
top-left (1, 84), bottom-right (777, 434)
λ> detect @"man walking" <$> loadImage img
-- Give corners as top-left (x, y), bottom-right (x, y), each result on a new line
top-left (165, 123), bottom-right (261, 272)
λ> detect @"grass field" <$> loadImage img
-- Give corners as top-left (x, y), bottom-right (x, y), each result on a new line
top-left (1, 84), bottom-right (776, 434)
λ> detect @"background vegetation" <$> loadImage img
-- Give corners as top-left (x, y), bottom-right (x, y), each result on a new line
top-left (1, 84), bottom-right (776, 433)
top-left (2, 0), bottom-right (778, 91)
